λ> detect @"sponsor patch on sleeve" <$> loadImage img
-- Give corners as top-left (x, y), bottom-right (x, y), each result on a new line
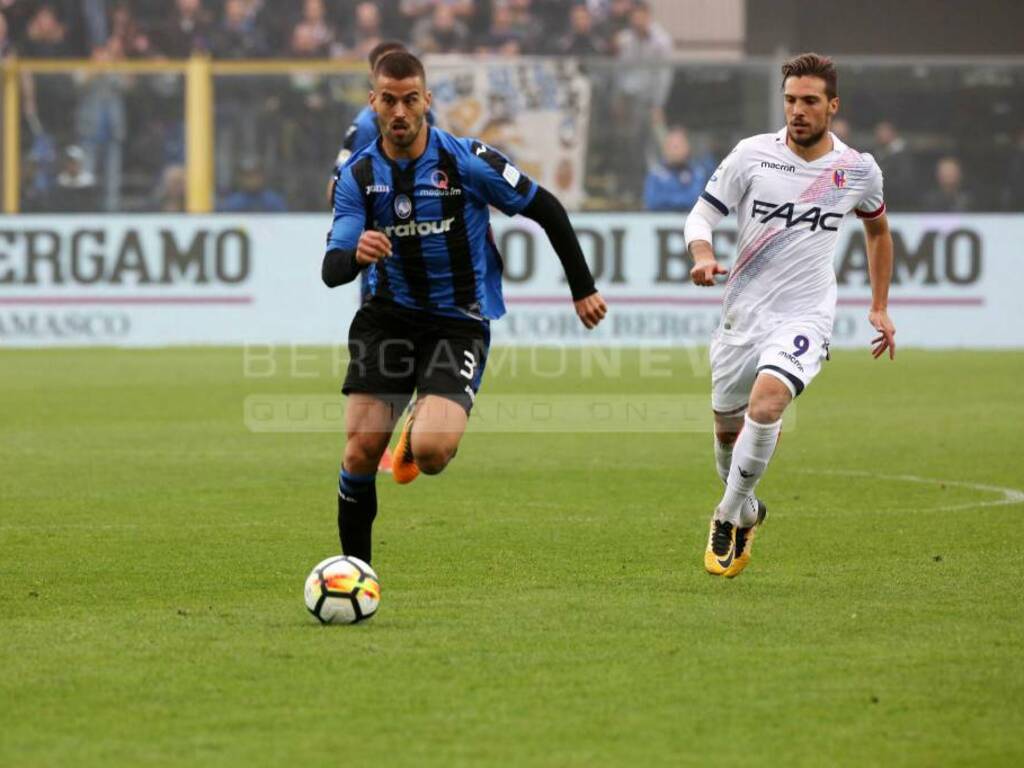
top-left (502, 163), bottom-right (522, 188)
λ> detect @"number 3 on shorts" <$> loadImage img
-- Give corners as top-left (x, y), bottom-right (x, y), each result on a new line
top-left (460, 351), bottom-right (477, 380)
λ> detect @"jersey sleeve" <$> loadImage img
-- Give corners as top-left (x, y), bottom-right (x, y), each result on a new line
top-left (700, 140), bottom-right (750, 216)
top-left (331, 123), bottom-right (359, 170)
top-left (326, 164), bottom-right (366, 252)
top-left (855, 155), bottom-right (886, 219)
top-left (465, 140), bottom-right (538, 216)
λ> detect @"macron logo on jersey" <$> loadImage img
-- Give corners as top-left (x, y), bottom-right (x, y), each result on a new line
top-left (377, 217), bottom-right (456, 239)
top-left (751, 200), bottom-right (843, 232)
top-left (761, 160), bottom-right (796, 173)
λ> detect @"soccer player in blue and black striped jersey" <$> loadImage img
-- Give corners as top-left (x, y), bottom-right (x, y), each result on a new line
top-left (327, 41), bottom-right (418, 475)
top-left (322, 51), bottom-right (607, 565)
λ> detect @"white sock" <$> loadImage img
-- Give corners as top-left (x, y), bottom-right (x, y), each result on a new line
top-left (739, 495), bottom-right (760, 528)
top-left (714, 437), bottom-right (733, 485)
top-left (716, 415), bottom-right (782, 524)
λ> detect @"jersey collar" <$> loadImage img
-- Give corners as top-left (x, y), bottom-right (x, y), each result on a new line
top-left (376, 125), bottom-right (435, 170)
top-left (775, 127), bottom-right (845, 165)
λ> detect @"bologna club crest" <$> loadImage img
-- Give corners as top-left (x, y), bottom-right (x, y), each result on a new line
top-left (833, 168), bottom-right (847, 188)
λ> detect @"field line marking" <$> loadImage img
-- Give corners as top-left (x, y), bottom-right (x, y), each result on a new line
top-left (800, 469), bottom-right (1024, 512)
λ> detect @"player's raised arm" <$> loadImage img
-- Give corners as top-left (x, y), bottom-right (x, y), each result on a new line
top-left (466, 141), bottom-right (606, 329)
top-left (322, 164), bottom-right (390, 288)
top-left (685, 141), bottom-right (749, 286)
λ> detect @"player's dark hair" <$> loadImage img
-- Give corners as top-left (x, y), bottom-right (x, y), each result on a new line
top-left (367, 40), bottom-right (406, 69)
top-left (781, 52), bottom-right (838, 100)
top-left (373, 51), bottom-right (426, 83)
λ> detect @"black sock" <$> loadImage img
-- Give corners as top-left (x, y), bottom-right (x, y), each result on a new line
top-left (337, 469), bottom-right (378, 564)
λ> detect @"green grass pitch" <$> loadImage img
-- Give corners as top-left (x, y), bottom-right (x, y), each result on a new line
top-left (1, 346), bottom-right (1022, 767)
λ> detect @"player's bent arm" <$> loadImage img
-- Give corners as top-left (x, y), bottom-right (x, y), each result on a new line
top-left (684, 198), bottom-right (727, 286)
top-left (322, 247), bottom-right (362, 287)
top-left (519, 185), bottom-right (597, 301)
top-left (323, 167), bottom-right (369, 288)
top-left (683, 197), bottom-right (724, 257)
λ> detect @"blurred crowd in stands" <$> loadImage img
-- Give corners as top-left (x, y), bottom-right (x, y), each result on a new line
top-left (0, 0), bottom-right (661, 59)
top-left (3, 0), bottom-right (1023, 214)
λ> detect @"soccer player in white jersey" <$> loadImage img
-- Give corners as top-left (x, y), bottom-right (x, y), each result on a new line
top-left (683, 52), bottom-right (896, 577)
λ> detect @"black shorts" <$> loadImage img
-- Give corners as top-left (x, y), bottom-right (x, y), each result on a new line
top-left (342, 299), bottom-right (490, 414)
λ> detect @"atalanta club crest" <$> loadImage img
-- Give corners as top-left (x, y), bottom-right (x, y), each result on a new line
top-left (833, 168), bottom-right (847, 188)
top-left (431, 170), bottom-right (449, 190)
top-left (394, 194), bottom-right (412, 219)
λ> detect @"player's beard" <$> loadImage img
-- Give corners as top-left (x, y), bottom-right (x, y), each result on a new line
top-left (788, 123), bottom-right (827, 147)
top-left (386, 115), bottom-right (424, 149)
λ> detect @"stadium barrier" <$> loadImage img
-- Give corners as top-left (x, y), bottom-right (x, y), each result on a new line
top-left (0, 213), bottom-right (1019, 349)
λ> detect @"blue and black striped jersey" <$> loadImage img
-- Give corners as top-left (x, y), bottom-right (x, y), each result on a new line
top-left (327, 126), bottom-right (537, 321)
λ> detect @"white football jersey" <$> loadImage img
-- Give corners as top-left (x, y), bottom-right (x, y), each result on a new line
top-left (701, 128), bottom-right (885, 344)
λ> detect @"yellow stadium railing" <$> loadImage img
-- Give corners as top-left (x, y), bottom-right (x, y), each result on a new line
top-left (0, 56), bottom-right (365, 214)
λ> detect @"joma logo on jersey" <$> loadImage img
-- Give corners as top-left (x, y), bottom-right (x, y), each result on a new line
top-left (377, 217), bottom-right (455, 238)
top-left (752, 200), bottom-right (843, 232)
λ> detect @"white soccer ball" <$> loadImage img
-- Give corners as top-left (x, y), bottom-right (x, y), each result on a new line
top-left (304, 555), bottom-right (381, 624)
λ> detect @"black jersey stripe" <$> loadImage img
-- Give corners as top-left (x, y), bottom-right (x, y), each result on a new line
top-left (390, 160), bottom-right (431, 307)
top-left (470, 141), bottom-right (532, 196)
top-left (435, 146), bottom-right (478, 310)
top-left (701, 191), bottom-right (729, 216)
top-left (350, 155), bottom-right (392, 300)
top-left (756, 364), bottom-right (805, 396)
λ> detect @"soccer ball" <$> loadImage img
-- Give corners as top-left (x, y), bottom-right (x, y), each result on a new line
top-left (304, 555), bottom-right (381, 624)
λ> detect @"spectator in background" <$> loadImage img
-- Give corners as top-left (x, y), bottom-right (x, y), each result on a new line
top-left (413, 4), bottom-right (469, 54)
top-left (109, 3), bottom-right (153, 58)
top-left (79, 0), bottom-right (109, 54)
top-left (155, 0), bottom-right (212, 57)
top-left (643, 126), bottom-right (710, 211)
top-left (77, 36), bottom-right (128, 211)
top-left (20, 4), bottom-right (71, 56)
top-left (55, 145), bottom-right (98, 212)
top-left (291, 0), bottom-right (334, 57)
top-left (555, 3), bottom-right (606, 55)
top-left (610, 0), bottom-right (672, 201)
top-left (477, 2), bottom-right (525, 54)
top-left (20, 6), bottom-right (77, 150)
top-left (401, 0), bottom-right (474, 25)
top-left (219, 159), bottom-right (286, 212)
top-left (341, 2), bottom-right (385, 61)
top-left (922, 156), bottom-right (973, 212)
top-left (598, 0), bottom-right (634, 52)
top-left (213, 0), bottom-right (267, 188)
top-left (211, 0), bottom-right (266, 58)
top-left (505, 0), bottom-right (543, 52)
top-left (873, 120), bottom-right (917, 210)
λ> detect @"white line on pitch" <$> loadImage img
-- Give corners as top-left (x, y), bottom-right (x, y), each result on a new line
top-left (798, 469), bottom-right (1024, 512)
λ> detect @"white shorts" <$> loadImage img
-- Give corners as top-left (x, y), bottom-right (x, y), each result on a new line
top-left (710, 325), bottom-right (829, 413)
